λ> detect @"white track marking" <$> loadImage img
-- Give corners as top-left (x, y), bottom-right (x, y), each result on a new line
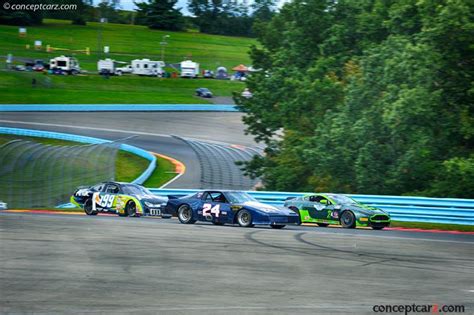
top-left (0, 120), bottom-right (172, 138)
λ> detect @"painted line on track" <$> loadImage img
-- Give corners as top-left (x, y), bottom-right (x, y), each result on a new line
top-left (0, 104), bottom-right (239, 112)
top-left (0, 119), bottom-right (173, 138)
top-left (151, 152), bottom-right (186, 188)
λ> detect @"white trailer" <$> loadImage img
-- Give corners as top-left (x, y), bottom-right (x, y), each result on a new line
top-left (180, 60), bottom-right (199, 78)
top-left (97, 58), bottom-right (133, 75)
top-left (50, 55), bottom-right (80, 74)
top-left (131, 59), bottom-right (165, 76)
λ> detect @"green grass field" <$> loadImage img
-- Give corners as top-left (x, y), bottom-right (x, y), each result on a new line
top-left (0, 19), bottom-right (252, 104)
top-left (0, 70), bottom-right (243, 103)
top-left (0, 19), bottom-right (256, 71)
top-left (0, 134), bottom-right (174, 186)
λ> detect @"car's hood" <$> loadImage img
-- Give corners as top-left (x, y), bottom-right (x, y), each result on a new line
top-left (344, 203), bottom-right (388, 216)
top-left (240, 201), bottom-right (296, 215)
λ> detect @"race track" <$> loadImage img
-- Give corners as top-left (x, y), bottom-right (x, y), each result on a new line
top-left (1, 212), bottom-right (473, 314)
top-left (0, 112), bottom-right (262, 189)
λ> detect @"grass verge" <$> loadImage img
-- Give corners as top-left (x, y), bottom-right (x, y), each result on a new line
top-left (0, 134), bottom-right (177, 187)
top-left (390, 221), bottom-right (474, 232)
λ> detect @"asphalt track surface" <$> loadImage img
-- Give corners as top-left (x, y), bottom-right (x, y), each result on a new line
top-left (0, 112), bottom-right (261, 189)
top-left (1, 212), bottom-right (473, 314)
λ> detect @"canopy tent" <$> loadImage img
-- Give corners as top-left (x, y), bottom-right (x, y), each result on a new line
top-left (232, 64), bottom-right (249, 72)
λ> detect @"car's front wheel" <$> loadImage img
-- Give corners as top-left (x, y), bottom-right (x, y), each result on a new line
top-left (177, 204), bottom-right (196, 224)
top-left (126, 201), bottom-right (138, 217)
top-left (236, 210), bottom-right (254, 227)
top-left (340, 211), bottom-right (356, 228)
top-left (84, 199), bottom-right (98, 216)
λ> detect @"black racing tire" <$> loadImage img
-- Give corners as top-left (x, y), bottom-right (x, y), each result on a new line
top-left (212, 222), bottom-right (225, 226)
top-left (340, 211), bottom-right (356, 229)
top-left (126, 201), bottom-right (137, 217)
top-left (372, 226), bottom-right (384, 230)
top-left (83, 199), bottom-right (98, 216)
top-left (289, 206), bottom-right (301, 225)
top-left (177, 204), bottom-right (196, 224)
top-left (317, 223), bottom-right (329, 227)
top-left (236, 210), bottom-right (254, 228)
top-left (270, 225), bottom-right (286, 229)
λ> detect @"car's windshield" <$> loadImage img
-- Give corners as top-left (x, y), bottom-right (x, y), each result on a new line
top-left (327, 194), bottom-right (357, 205)
top-left (225, 192), bottom-right (257, 203)
top-left (122, 184), bottom-right (152, 195)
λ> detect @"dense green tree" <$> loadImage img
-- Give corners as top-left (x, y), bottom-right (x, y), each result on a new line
top-left (237, 0), bottom-right (474, 198)
top-left (136, 0), bottom-right (184, 31)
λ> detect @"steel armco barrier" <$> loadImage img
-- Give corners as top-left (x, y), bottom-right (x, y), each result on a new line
top-left (149, 189), bottom-right (474, 226)
top-left (0, 127), bottom-right (155, 184)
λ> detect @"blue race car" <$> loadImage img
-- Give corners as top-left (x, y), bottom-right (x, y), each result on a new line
top-left (165, 190), bottom-right (300, 229)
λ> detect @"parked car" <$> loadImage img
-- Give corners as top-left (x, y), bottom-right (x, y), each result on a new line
top-left (71, 181), bottom-right (170, 217)
top-left (196, 88), bottom-right (213, 98)
top-left (32, 60), bottom-right (45, 72)
top-left (284, 193), bottom-right (391, 230)
top-left (166, 190), bottom-right (300, 229)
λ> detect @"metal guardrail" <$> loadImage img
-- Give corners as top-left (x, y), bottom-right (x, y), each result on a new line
top-left (0, 104), bottom-right (239, 112)
top-left (149, 189), bottom-right (474, 226)
top-left (0, 127), bottom-right (155, 184)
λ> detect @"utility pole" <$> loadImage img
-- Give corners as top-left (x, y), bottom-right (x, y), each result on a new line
top-left (160, 35), bottom-right (170, 62)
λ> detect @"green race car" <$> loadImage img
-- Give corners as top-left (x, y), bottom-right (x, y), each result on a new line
top-left (284, 193), bottom-right (391, 230)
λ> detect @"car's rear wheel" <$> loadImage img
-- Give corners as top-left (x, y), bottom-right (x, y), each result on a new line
top-left (177, 204), bottom-right (196, 224)
top-left (236, 210), bottom-right (254, 227)
top-left (126, 201), bottom-right (137, 217)
top-left (317, 223), bottom-right (329, 227)
top-left (340, 211), bottom-right (356, 228)
top-left (84, 199), bottom-right (98, 216)
top-left (270, 225), bottom-right (286, 229)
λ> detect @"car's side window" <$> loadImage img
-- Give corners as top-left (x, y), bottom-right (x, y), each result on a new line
top-left (105, 185), bottom-right (119, 194)
top-left (202, 192), bottom-right (212, 202)
top-left (211, 192), bottom-right (227, 203)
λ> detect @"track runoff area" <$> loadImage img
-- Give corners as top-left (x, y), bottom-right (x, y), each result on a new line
top-left (1, 112), bottom-right (473, 314)
top-left (1, 212), bottom-right (472, 314)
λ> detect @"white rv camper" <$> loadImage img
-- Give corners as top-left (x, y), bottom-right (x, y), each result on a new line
top-left (131, 59), bottom-right (165, 76)
top-left (50, 55), bottom-right (80, 74)
top-left (97, 58), bottom-right (133, 75)
top-left (180, 60), bottom-right (199, 78)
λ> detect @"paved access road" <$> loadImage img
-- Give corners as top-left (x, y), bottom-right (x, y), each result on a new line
top-left (1, 213), bottom-right (473, 314)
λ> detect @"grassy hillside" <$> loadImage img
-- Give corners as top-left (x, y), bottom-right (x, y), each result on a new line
top-left (0, 19), bottom-right (251, 104)
top-left (0, 70), bottom-right (243, 104)
top-left (0, 19), bottom-right (256, 71)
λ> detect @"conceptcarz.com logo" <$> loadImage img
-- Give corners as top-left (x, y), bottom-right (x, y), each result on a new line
top-left (373, 304), bottom-right (465, 314)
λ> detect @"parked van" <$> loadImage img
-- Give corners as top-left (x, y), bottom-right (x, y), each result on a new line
top-left (98, 58), bottom-right (133, 75)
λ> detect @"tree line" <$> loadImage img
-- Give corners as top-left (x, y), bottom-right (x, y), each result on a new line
top-left (0, 0), bottom-right (276, 37)
top-left (235, 0), bottom-right (474, 198)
